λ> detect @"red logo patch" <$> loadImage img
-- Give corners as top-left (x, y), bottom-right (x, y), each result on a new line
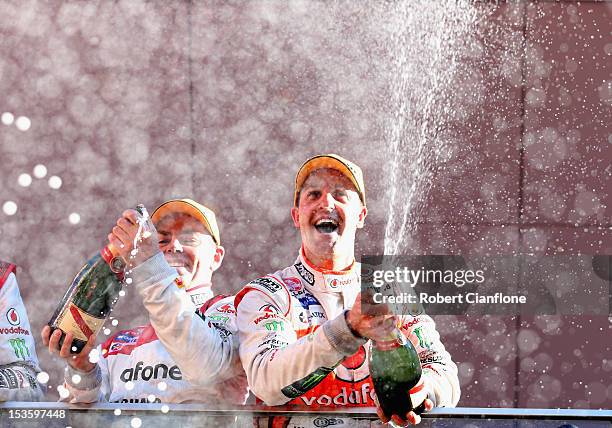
top-left (284, 277), bottom-right (302, 292)
top-left (6, 308), bottom-right (19, 326)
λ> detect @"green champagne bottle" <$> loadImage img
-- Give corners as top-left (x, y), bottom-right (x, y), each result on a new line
top-left (47, 206), bottom-right (146, 354)
top-left (369, 328), bottom-right (427, 418)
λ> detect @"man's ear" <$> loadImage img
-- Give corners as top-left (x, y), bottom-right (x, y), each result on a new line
top-left (356, 205), bottom-right (367, 229)
top-left (291, 206), bottom-right (300, 228)
top-left (211, 245), bottom-right (225, 272)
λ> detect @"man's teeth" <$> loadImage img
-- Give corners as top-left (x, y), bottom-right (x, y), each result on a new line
top-left (314, 219), bottom-right (339, 233)
top-left (315, 219), bottom-right (338, 226)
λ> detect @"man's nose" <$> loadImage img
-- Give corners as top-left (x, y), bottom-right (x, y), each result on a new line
top-left (165, 238), bottom-right (183, 253)
top-left (319, 191), bottom-right (336, 209)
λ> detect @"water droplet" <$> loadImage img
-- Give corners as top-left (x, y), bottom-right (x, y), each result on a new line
top-left (15, 116), bottom-right (31, 131)
top-left (2, 201), bottom-right (18, 216)
top-left (71, 374), bottom-right (81, 384)
top-left (57, 385), bottom-right (70, 399)
top-left (114, 409), bottom-right (121, 416)
top-left (33, 164), bottom-right (47, 179)
top-left (125, 381), bottom-right (134, 391)
top-left (69, 213), bottom-right (80, 224)
top-left (103, 328), bottom-right (111, 335)
top-left (88, 348), bottom-right (100, 364)
top-left (130, 417), bottom-right (142, 428)
top-left (36, 371), bottom-right (50, 384)
top-left (48, 175), bottom-right (62, 189)
top-left (125, 278), bottom-right (133, 285)
top-left (157, 381), bottom-right (167, 391)
top-left (147, 394), bottom-right (156, 403)
top-left (1, 112), bottom-right (14, 125)
top-left (111, 319), bottom-right (118, 326)
top-left (161, 405), bottom-right (169, 414)
top-left (18, 173), bottom-right (32, 187)
top-left (119, 290), bottom-right (126, 297)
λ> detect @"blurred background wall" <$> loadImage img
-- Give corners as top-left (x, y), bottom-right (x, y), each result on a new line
top-left (0, 1), bottom-right (609, 406)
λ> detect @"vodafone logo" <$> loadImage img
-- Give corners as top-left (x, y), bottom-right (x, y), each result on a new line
top-left (6, 308), bottom-right (20, 326)
top-left (325, 276), bottom-right (354, 290)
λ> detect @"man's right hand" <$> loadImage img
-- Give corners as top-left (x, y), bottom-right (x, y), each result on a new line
top-left (41, 326), bottom-right (96, 373)
top-left (108, 208), bottom-right (160, 268)
top-left (345, 292), bottom-right (397, 341)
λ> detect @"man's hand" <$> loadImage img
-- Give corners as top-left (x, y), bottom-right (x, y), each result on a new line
top-left (346, 292), bottom-right (397, 341)
top-left (41, 326), bottom-right (97, 373)
top-left (374, 392), bottom-right (434, 426)
top-left (108, 208), bottom-right (160, 268)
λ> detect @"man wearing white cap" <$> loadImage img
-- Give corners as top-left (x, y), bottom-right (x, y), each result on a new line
top-left (0, 261), bottom-right (44, 401)
top-left (235, 154), bottom-right (460, 426)
top-left (42, 199), bottom-right (248, 405)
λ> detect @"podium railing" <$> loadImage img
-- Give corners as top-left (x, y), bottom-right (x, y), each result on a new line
top-left (1, 402), bottom-right (610, 427)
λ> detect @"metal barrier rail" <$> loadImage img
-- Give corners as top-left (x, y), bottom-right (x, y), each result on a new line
top-left (0, 401), bottom-right (610, 420)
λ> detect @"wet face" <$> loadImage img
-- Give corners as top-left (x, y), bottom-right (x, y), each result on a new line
top-left (155, 213), bottom-right (224, 288)
top-left (291, 168), bottom-right (367, 268)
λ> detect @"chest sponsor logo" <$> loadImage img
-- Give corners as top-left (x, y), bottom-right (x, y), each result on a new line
top-left (9, 338), bottom-right (30, 360)
top-left (207, 314), bottom-right (229, 324)
top-left (300, 384), bottom-right (375, 407)
top-left (6, 308), bottom-right (20, 326)
top-left (0, 326), bottom-right (30, 335)
top-left (264, 320), bottom-right (285, 331)
top-left (114, 332), bottom-right (138, 343)
top-left (120, 362), bottom-right (182, 382)
top-left (313, 417), bottom-right (344, 427)
top-left (251, 277), bottom-right (282, 293)
top-left (295, 292), bottom-right (319, 309)
top-left (294, 262), bottom-right (315, 285)
top-left (283, 277), bottom-right (303, 292)
top-left (253, 304), bottom-right (281, 325)
top-left (216, 304), bottom-right (236, 314)
top-left (325, 276), bottom-right (355, 290)
top-left (414, 326), bottom-right (433, 349)
top-left (190, 293), bottom-right (208, 307)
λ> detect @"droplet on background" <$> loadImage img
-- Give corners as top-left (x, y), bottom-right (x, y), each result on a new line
top-left (161, 405), bottom-right (169, 414)
top-left (103, 328), bottom-right (111, 335)
top-left (130, 417), bottom-right (142, 428)
top-left (71, 374), bottom-right (81, 384)
top-left (114, 409), bottom-right (121, 416)
top-left (125, 381), bottom-right (134, 391)
top-left (36, 371), bottom-right (50, 384)
top-left (33, 164), bottom-right (47, 178)
top-left (57, 385), bottom-right (70, 399)
top-left (48, 175), bottom-right (62, 189)
top-left (1, 112), bottom-right (14, 125)
top-left (2, 201), bottom-right (18, 216)
top-left (157, 381), bottom-right (167, 391)
top-left (111, 319), bottom-right (118, 326)
top-left (147, 394), bottom-right (156, 403)
top-left (18, 173), bottom-right (32, 187)
top-left (119, 290), bottom-right (126, 297)
top-left (69, 213), bottom-right (80, 224)
top-left (125, 278), bottom-right (133, 284)
top-left (15, 116), bottom-right (31, 131)
top-left (88, 348), bottom-right (100, 364)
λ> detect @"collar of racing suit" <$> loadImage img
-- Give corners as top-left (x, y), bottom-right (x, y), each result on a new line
top-left (297, 247), bottom-right (361, 297)
top-left (180, 281), bottom-right (214, 309)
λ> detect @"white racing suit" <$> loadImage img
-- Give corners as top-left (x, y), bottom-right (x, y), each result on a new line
top-left (64, 253), bottom-right (248, 406)
top-left (0, 262), bottom-right (44, 401)
top-left (236, 250), bottom-right (460, 427)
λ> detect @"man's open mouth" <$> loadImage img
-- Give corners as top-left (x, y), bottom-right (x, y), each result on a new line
top-left (314, 218), bottom-right (339, 234)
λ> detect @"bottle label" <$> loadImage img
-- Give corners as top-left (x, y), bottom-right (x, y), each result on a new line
top-left (56, 303), bottom-right (105, 341)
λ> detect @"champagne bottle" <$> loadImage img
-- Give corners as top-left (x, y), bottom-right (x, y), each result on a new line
top-left (369, 328), bottom-right (428, 418)
top-left (48, 206), bottom-right (147, 354)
